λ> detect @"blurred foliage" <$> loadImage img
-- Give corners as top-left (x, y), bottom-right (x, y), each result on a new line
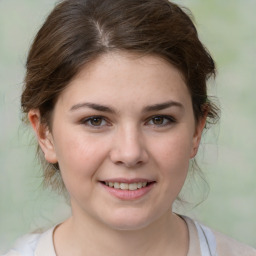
top-left (0, 0), bottom-right (255, 253)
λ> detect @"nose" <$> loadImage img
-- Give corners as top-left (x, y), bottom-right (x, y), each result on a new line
top-left (109, 126), bottom-right (149, 168)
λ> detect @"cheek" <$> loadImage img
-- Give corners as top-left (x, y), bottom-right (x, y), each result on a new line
top-left (145, 135), bottom-right (192, 209)
top-left (151, 131), bottom-right (193, 191)
top-left (53, 132), bottom-right (109, 187)
top-left (153, 131), bottom-right (193, 169)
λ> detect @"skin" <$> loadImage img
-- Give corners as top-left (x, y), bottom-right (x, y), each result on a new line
top-left (29, 52), bottom-right (206, 256)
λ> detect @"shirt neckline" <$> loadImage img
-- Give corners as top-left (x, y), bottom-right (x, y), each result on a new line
top-left (35, 216), bottom-right (201, 256)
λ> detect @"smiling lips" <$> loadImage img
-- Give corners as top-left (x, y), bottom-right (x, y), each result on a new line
top-left (101, 180), bottom-right (156, 200)
top-left (104, 181), bottom-right (148, 190)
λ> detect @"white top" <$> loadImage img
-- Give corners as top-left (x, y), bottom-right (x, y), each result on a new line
top-left (3, 216), bottom-right (256, 256)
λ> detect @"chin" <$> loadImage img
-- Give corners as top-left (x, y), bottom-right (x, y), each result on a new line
top-left (107, 219), bottom-right (151, 231)
top-left (100, 209), bottom-right (159, 231)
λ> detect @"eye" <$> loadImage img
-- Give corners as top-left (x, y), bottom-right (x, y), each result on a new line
top-left (146, 115), bottom-right (176, 127)
top-left (81, 116), bottom-right (108, 127)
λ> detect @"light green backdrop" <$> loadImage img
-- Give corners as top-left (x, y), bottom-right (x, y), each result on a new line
top-left (0, 0), bottom-right (255, 253)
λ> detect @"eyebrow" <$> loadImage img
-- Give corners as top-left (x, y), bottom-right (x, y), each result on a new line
top-left (70, 102), bottom-right (115, 113)
top-left (142, 100), bottom-right (184, 112)
top-left (69, 100), bottom-right (183, 113)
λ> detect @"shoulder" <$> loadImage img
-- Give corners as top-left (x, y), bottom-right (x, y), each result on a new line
top-left (2, 233), bottom-right (41, 256)
top-left (3, 227), bottom-right (56, 256)
top-left (182, 215), bottom-right (256, 256)
top-left (213, 230), bottom-right (256, 256)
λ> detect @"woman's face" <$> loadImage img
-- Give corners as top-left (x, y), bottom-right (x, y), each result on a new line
top-left (34, 52), bottom-right (205, 230)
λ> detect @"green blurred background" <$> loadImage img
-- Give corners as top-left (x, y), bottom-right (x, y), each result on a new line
top-left (0, 0), bottom-right (255, 253)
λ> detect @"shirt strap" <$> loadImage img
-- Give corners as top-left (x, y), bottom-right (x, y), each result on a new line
top-left (194, 221), bottom-right (218, 256)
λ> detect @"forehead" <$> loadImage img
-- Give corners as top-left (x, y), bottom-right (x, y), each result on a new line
top-left (56, 51), bottom-right (191, 110)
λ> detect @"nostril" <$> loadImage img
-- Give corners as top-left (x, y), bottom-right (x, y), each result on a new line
top-left (115, 160), bottom-right (124, 166)
top-left (136, 160), bottom-right (144, 166)
top-left (113, 160), bottom-right (144, 168)
top-left (109, 139), bottom-right (149, 167)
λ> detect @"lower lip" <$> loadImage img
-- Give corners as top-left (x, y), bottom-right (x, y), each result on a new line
top-left (101, 182), bottom-right (155, 200)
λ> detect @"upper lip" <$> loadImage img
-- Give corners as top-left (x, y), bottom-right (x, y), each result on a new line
top-left (100, 178), bottom-right (155, 184)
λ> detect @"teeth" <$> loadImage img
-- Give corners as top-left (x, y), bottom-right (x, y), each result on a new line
top-left (114, 182), bottom-right (120, 189)
top-left (120, 183), bottom-right (129, 190)
top-left (137, 183), bottom-right (142, 189)
top-left (105, 182), bottom-right (148, 190)
top-left (128, 183), bottom-right (137, 190)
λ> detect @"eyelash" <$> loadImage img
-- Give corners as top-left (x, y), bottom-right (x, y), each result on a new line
top-left (80, 115), bottom-right (176, 128)
top-left (80, 116), bottom-right (109, 128)
top-left (145, 115), bottom-right (176, 127)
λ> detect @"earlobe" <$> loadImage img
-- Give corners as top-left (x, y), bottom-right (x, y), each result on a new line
top-left (28, 109), bottom-right (58, 164)
top-left (190, 114), bottom-right (207, 158)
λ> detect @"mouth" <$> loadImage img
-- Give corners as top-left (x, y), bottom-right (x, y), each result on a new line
top-left (102, 181), bottom-right (155, 191)
top-left (100, 179), bottom-right (156, 200)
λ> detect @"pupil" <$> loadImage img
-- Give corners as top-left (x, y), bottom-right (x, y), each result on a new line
top-left (91, 118), bottom-right (102, 126)
top-left (153, 117), bottom-right (163, 125)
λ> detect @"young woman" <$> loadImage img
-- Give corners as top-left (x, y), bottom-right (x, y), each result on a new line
top-left (4, 0), bottom-right (256, 255)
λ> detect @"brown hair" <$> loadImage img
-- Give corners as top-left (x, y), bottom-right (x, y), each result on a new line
top-left (22, 0), bottom-right (219, 192)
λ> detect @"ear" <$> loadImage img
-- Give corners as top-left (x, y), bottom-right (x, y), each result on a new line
top-left (28, 109), bottom-right (58, 164)
top-left (190, 114), bottom-right (207, 158)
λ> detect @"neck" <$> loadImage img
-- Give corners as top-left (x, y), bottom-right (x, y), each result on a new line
top-left (54, 211), bottom-right (188, 256)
